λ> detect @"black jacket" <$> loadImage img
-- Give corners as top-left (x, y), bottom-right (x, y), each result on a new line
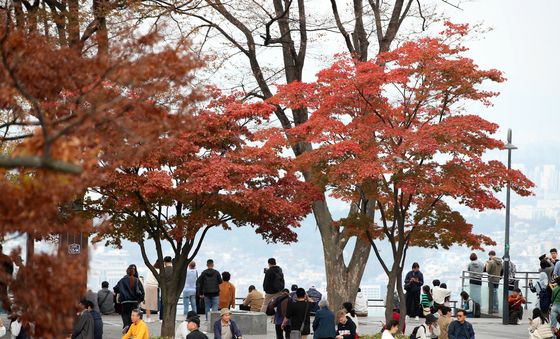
top-left (263, 266), bottom-right (284, 294)
top-left (91, 310), bottom-right (103, 339)
top-left (197, 268), bottom-right (222, 296)
top-left (114, 275), bottom-right (145, 303)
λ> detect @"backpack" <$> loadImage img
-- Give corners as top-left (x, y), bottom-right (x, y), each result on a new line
top-left (410, 324), bottom-right (425, 339)
top-left (474, 301), bottom-right (481, 318)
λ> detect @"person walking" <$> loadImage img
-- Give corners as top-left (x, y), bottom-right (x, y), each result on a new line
top-left (183, 261), bottom-right (198, 315)
top-left (312, 299), bottom-right (336, 339)
top-left (284, 288), bottom-right (311, 339)
top-left (381, 319), bottom-right (399, 339)
top-left (273, 289), bottom-right (291, 339)
top-left (467, 253), bottom-right (484, 306)
top-left (404, 262), bottom-right (424, 319)
top-left (144, 259), bottom-right (161, 323)
top-left (447, 310), bottom-right (475, 339)
top-left (121, 309), bottom-right (149, 339)
top-left (241, 285), bottom-right (264, 312)
top-left (213, 308), bottom-right (243, 339)
top-left (218, 271), bottom-right (236, 310)
top-left (335, 309), bottom-right (357, 339)
top-left (114, 265), bottom-right (145, 330)
top-left (197, 259), bottom-right (222, 320)
top-left (484, 250), bottom-right (502, 314)
top-left (261, 258), bottom-right (285, 313)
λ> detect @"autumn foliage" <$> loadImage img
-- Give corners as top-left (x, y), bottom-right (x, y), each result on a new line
top-left (273, 22), bottom-right (534, 320)
top-left (0, 16), bottom-right (210, 336)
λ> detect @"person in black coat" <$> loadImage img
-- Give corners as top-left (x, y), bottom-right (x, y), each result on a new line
top-left (335, 309), bottom-right (356, 339)
top-left (261, 258), bottom-right (285, 312)
top-left (404, 262), bottom-right (424, 318)
top-left (83, 300), bottom-right (103, 339)
top-left (114, 265), bottom-right (145, 329)
top-left (196, 259), bottom-right (222, 320)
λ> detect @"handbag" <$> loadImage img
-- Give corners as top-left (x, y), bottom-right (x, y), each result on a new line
top-left (422, 306), bottom-right (431, 316)
top-left (289, 301), bottom-right (309, 339)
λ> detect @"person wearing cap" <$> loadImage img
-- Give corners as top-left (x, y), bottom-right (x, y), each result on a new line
top-left (186, 315), bottom-right (208, 339)
top-left (176, 311), bottom-right (197, 339)
top-left (213, 308), bottom-right (242, 339)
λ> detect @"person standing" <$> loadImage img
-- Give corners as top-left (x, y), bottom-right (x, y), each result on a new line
top-left (183, 261), bottom-right (198, 315)
top-left (466, 253), bottom-right (483, 306)
top-left (312, 299), bottom-right (336, 339)
top-left (213, 308), bottom-right (243, 339)
top-left (121, 309), bottom-right (149, 339)
top-left (242, 285), bottom-right (264, 312)
top-left (447, 310), bottom-right (475, 339)
top-left (484, 250), bottom-right (502, 314)
top-left (551, 277), bottom-right (560, 331)
top-left (404, 262), bottom-right (424, 319)
top-left (114, 265), bottom-right (145, 330)
top-left (284, 288), bottom-right (311, 339)
top-left (97, 281), bottom-right (115, 315)
top-left (196, 259), bottom-right (222, 320)
top-left (273, 289), bottom-right (291, 339)
top-left (219, 271), bottom-right (236, 310)
top-left (261, 258), bottom-right (285, 313)
top-left (69, 300), bottom-right (95, 339)
top-left (335, 309), bottom-right (357, 339)
top-left (144, 259), bottom-right (161, 322)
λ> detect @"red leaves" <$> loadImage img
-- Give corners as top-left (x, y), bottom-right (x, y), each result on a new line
top-left (272, 25), bottom-right (533, 251)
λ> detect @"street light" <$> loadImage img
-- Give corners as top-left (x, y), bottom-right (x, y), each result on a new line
top-left (502, 128), bottom-right (517, 325)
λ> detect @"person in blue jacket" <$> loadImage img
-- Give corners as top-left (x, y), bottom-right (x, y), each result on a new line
top-left (312, 299), bottom-right (336, 339)
top-left (213, 308), bottom-right (242, 339)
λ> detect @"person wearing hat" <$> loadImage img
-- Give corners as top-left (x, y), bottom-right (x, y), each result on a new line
top-left (176, 311), bottom-right (198, 339)
top-left (213, 308), bottom-right (242, 339)
top-left (186, 314), bottom-right (208, 339)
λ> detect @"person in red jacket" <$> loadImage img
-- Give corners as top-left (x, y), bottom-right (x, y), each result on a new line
top-left (508, 288), bottom-right (527, 324)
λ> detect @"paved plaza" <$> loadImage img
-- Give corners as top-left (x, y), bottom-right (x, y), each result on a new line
top-left (0, 313), bottom-right (525, 338)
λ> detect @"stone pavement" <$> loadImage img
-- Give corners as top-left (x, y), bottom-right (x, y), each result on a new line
top-left (0, 313), bottom-right (531, 338)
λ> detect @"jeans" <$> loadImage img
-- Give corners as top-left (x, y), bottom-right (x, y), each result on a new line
top-left (551, 304), bottom-right (560, 329)
top-left (204, 295), bottom-right (220, 320)
top-left (183, 290), bottom-right (197, 314)
top-left (469, 282), bottom-right (481, 305)
top-left (488, 282), bottom-right (499, 313)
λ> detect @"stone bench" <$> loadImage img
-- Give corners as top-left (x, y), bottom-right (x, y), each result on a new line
top-left (207, 310), bottom-right (268, 335)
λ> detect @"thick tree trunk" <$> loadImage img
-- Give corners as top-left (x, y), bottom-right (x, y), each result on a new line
top-left (160, 286), bottom-right (181, 337)
top-left (313, 200), bottom-right (371, 310)
top-left (384, 272), bottom-right (397, 322)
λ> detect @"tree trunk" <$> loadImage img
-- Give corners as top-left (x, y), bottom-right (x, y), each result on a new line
top-left (160, 287), bottom-right (180, 337)
top-left (384, 271), bottom-right (397, 322)
top-left (314, 200), bottom-right (371, 310)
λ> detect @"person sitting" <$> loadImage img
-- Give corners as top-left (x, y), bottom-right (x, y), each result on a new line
top-left (213, 308), bottom-right (242, 339)
top-left (508, 288), bottom-right (527, 324)
top-left (342, 302), bottom-right (359, 335)
top-left (354, 288), bottom-right (368, 317)
top-left (241, 285), bottom-right (264, 312)
top-left (176, 311), bottom-right (197, 339)
top-left (381, 319), bottom-right (399, 339)
top-left (121, 309), bottom-right (149, 339)
top-left (459, 291), bottom-right (475, 318)
top-left (83, 300), bottom-right (103, 339)
top-left (97, 281), bottom-right (115, 315)
top-left (312, 299), bottom-right (336, 339)
top-left (186, 315), bottom-right (208, 339)
top-left (335, 309), bottom-right (356, 339)
top-left (67, 299), bottom-right (94, 339)
top-left (413, 314), bottom-right (438, 339)
top-left (529, 308), bottom-right (553, 339)
top-left (448, 310), bottom-right (475, 339)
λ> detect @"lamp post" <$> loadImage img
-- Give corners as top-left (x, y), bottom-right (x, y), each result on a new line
top-left (502, 128), bottom-right (517, 325)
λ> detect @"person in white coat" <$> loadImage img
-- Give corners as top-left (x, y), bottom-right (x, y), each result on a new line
top-left (381, 319), bottom-right (399, 339)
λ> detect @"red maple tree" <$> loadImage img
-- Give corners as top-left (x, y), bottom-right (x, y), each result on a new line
top-left (272, 22), bottom-right (534, 323)
top-left (0, 16), bottom-right (208, 336)
top-left (87, 89), bottom-right (316, 336)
